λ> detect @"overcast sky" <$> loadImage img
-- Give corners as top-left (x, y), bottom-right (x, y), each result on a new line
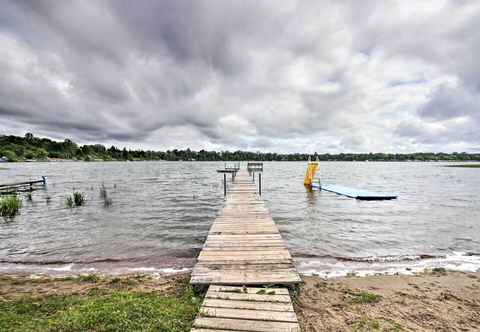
top-left (1, 1), bottom-right (479, 153)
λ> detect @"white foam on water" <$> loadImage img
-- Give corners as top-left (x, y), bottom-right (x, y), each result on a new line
top-left (297, 252), bottom-right (480, 278)
top-left (50, 263), bottom-right (74, 272)
top-left (158, 267), bottom-right (190, 274)
top-left (125, 266), bottom-right (190, 274)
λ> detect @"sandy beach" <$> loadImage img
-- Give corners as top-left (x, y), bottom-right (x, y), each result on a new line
top-left (1, 270), bottom-right (479, 331)
top-left (295, 270), bottom-right (480, 331)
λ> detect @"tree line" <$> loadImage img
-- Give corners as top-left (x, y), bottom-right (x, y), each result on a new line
top-left (1, 133), bottom-right (479, 162)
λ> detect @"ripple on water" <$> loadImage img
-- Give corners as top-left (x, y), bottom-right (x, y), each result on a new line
top-left (1, 161), bottom-right (480, 276)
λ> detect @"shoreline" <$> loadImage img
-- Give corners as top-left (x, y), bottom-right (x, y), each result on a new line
top-left (1, 270), bottom-right (479, 331)
top-left (3, 159), bottom-right (480, 163)
top-left (1, 251), bottom-right (479, 280)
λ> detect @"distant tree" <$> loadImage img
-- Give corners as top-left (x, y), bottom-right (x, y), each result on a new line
top-left (36, 148), bottom-right (48, 160)
top-left (2, 150), bottom-right (18, 162)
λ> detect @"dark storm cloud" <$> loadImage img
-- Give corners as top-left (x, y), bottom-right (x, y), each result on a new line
top-left (419, 85), bottom-right (477, 121)
top-left (1, 1), bottom-right (479, 152)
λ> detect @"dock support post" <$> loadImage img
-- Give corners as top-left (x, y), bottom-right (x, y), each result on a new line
top-left (259, 173), bottom-right (262, 196)
top-left (252, 172), bottom-right (255, 183)
top-left (223, 173), bottom-right (227, 197)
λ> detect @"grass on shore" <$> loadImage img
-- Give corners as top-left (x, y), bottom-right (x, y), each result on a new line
top-left (445, 164), bottom-right (480, 168)
top-left (0, 275), bottom-right (200, 332)
top-left (349, 291), bottom-right (382, 304)
top-left (352, 317), bottom-right (404, 332)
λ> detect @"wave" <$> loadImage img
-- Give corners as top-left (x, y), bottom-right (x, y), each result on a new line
top-left (296, 251), bottom-right (480, 278)
top-left (292, 253), bottom-right (444, 263)
top-left (0, 257), bottom-right (140, 265)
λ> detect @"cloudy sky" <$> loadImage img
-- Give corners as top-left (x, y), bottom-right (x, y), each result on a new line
top-left (1, 1), bottom-right (479, 153)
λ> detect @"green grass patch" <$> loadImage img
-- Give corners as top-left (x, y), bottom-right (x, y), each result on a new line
top-left (445, 164), bottom-right (480, 168)
top-left (78, 274), bottom-right (101, 283)
top-left (0, 194), bottom-right (22, 218)
top-left (350, 291), bottom-right (381, 304)
top-left (0, 287), bottom-right (200, 332)
top-left (432, 267), bottom-right (447, 274)
top-left (352, 317), bottom-right (404, 332)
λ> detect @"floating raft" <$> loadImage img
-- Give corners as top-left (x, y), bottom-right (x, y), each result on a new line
top-left (318, 184), bottom-right (397, 200)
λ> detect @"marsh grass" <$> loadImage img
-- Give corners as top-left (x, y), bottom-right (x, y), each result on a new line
top-left (0, 195), bottom-right (22, 218)
top-left (99, 184), bottom-right (112, 207)
top-left (65, 196), bottom-right (73, 208)
top-left (73, 192), bottom-right (85, 206)
top-left (66, 192), bottom-right (85, 208)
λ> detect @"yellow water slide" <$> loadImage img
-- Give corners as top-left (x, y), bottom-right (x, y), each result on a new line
top-left (304, 160), bottom-right (318, 186)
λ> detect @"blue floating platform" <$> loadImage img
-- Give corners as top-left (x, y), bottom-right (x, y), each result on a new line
top-left (313, 184), bottom-right (397, 200)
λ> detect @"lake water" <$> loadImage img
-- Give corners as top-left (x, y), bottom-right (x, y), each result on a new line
top-left (1, 161), bottom-right (480, 277)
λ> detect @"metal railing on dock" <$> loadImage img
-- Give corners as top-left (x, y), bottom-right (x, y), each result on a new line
top-left (247, 162), bottom-right (263, 172)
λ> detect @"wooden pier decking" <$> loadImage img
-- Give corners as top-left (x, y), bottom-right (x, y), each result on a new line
top-left (191, 285), bottom-right (300, 332)
top-left (190, 168), bottom-right (301, 331)
top-left (0, 177), bottom-right (46, 192)
top-left (190, 169), bottom-right (300, 285)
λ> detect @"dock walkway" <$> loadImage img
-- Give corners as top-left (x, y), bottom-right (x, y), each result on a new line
top-left (190, 168), bottom-right (301, 331)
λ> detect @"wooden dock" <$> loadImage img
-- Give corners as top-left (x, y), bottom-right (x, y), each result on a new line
top-left (190, 168), bottom-right (301, 331)
top-left (191, 285), bottom-right (299, 332)
top-left (0, 177), bottom-right (46, 192)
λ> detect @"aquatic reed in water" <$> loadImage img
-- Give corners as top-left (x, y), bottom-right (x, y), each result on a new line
top-left (65, 196), bottom-right (73, 208)
top-left (0, 195), bottom-right (22, 218)
top-left (73, 192), bottom-right (85, 206)
top-left (66, 192), bottom-right (85, 208)
top-left (99, 184), bottom-right (107, 199)
top-left (99, 184), bottom-right (112, 207)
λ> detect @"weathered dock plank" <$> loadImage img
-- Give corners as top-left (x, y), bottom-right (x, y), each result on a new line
top-left (190, 167), bottom-right (301, 332)
top-left (190, 169), bottom-right (300, 285)
top-left (192, 285), bottom-right (300, 332)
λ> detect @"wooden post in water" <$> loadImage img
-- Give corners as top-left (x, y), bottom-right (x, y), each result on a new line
top-left (259, 173), bottom-right (262, 196)
top-left (223, 173), bottom-right (227, 197)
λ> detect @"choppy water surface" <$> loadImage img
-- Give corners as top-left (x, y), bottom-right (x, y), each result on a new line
top-left (1, 161), bottom-right (479, 277)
